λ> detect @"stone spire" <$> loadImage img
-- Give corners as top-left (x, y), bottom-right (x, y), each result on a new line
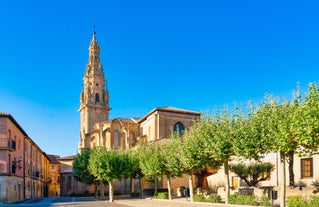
top-left (78, 30), bottom-right (111, 151)
top-left (85, 31), bottom-right (103, 78)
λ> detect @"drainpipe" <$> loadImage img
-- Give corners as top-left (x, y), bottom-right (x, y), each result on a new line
top-left (23, 137), bottom-right (26, 199)
top-left (30, 144), bottom-right (33, 198)
top-left (276, 152), bottom-right (279, 186)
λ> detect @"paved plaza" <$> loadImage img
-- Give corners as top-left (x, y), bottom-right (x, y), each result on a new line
top-left (109, 198), bottom-right (257, 207)
top-left (6, 197), bottom-right (259, 207)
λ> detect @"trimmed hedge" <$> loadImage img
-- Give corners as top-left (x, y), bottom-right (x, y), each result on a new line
top-left (287, 196), bottom-right (319, 207)
top-left (193, 194), bottom-right (206, 202)
top-left (193, 194), bottom-right (221, 203)
top-left (155, 192), bottom-right (168, 199)
top-left (228, 194), bottom-right (257, 206)
top-left (259, 196), bottom-right (271, 207)
top-left (206, 194), bottom-right (222, 203)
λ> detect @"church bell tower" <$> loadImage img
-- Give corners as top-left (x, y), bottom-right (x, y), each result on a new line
top-left (78, 31), bottom-right (111, 150)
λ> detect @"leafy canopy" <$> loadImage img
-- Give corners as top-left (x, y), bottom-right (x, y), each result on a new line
top-left (72, 149), bottom-right (96, 184)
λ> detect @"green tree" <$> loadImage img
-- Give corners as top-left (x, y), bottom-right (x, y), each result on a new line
top-left (180, 115), bottom-right (223, 202)
top-left (126, 150), bottom-right (144, 197)
top-left (297, 83), bottom-right (319, 155)
top-left (266, 83), bottom-right (319, 207)
top-left (88, 148), bottom-right (130, 202)
top-left (273, 100), bottom-right (300, 207)
top-left (250, 92), bottom-right (301, 207)
top-left (229, 162), bottom-right (275, 187)
top-left (207, 107), bottom-right (239, 204)
top-left (72, 149), bottom-right (98, 196)
top-left (138, 143), bottom-right (164, 195)
top-left (160, 137), bottom-right (185, 200)
top-left (234, 100), bottom-right (275, 161)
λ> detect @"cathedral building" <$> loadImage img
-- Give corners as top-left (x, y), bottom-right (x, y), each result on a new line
top-left (63, 30), bottom-right (319, 201)
top-left (71, 31), bottom-right (200, 195)
top-left (78, 32), bottom-right (200, 153)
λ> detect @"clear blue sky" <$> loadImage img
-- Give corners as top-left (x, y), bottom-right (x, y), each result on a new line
top-left (1, 0), bottom-right (319, 157)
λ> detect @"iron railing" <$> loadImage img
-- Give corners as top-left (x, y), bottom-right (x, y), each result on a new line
top-left (0, 138), bottom-right (16, 151)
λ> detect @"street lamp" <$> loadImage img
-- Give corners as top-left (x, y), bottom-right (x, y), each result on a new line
top-left (12, 156), bottom-right (23, 171)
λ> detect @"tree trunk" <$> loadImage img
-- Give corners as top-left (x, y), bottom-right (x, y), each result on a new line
top-left (224, 160), bottom-right (230, 204)
top-left (99, 182), bottom-right (102, 200)
top-left (188, 174), bottom-right (194, 202)
top-left (100, 181), bottom-right (105, 200)
top-left (139, 177), bottom-right (143, 198)
top-left (167, 176), bottom-right (172, 200)
top-left (194, 170), bottom-right (204, 188)
top-left (86, 184), bottom-right (90, 194)
top-left (109, 181), bottom-right (114, 202)
top-left (94, 183), bottom-right (98, 198)
top-left (154, 175), bottom-right (158, 195)
top-left (130, 178), bottom-right (133, 195)
top-left (280, 151), bottom-right (286, 207)
top-left (288, 150), bottom-right (295, 187)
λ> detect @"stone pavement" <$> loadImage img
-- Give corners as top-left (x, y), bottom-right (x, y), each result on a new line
top-left (7, 197), bottom-right (264, 207)
top-left (53, 197), bottom-right (259, 207)
top-left (114, 198), bottom-right (257, 207)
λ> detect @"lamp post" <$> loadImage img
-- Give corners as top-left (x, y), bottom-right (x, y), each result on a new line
top-left (12, 159), bottom-right (22, 169)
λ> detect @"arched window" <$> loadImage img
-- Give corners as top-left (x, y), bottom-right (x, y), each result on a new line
top-left (173, 122), bottom-right (185, 136)
top-left (114, 131), bottom-right (120, 149)
top-left (95, 93), bottom-right (100, 102)
top-left (129, 132), bottom-right (134, 144)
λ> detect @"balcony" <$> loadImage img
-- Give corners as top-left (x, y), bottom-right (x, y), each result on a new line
top-left (0, 163), bottom-right (15, 175)
top-left (0, 138), bottom-right (16, 151)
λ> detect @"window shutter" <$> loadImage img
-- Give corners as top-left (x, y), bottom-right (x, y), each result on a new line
top-left (301, 159), bottom-right (305, 178)
top-left (310, 158), bottom-right (313, 177)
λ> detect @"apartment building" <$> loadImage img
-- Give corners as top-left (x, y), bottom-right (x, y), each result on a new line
top-left (47, 154), bottom-right (60, 197)
top-left (0, 113), bottom-right (50, 203)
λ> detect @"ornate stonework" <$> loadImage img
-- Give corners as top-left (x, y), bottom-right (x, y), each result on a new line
top-left (78, 32), bottom-right (111, 151)
top-left (76, 31), bottom-right (201, 195)
top-left (78, 32), bottom-right (200, 155)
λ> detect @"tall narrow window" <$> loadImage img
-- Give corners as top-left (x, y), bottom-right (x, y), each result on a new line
top-left (114, 131), bottom-right (120, 149)
top-left (301, 158), bottom-right (313, 178)
top-left (67, 176), bottom-right (72, 191)
top-left (129, 132), bottom-right (134, 144)
top-left (173, 122), bottom-right (185, 136)
top-left (95, 93), bottom-right (100, 102)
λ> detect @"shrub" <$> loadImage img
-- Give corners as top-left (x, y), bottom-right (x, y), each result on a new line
top-left (154, 192), bottom-right (168, 199)
top-left (228, 194), bottom-right (257, 206)
top-left (228, 195), bottom-right (238, 204)
top-left (206, 194), bottom-right (221, 203)
top-left (308, 196), bottom-right (319, 207)
top-left (259, 196), bottom-right (271, 207)
top-left (193, 194), bottom-right (206, 202)
top-left (287, 196), bottom-right (307, 207)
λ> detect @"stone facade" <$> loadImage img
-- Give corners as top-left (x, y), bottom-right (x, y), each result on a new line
top-left (78, 32), bottom-right (200, 153)
top-left (208, 152), bottom-right (319, 202)
top-left (72, 32), bottom-right (201, 196)
top-left (139, 107), bottom-right (200, 142)
top-left (78, 32), bottom-right (111, 151)
top-left (59, 155), bottom-right (88, 196)
top-left (47, 154), bottom-right (60, 197)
